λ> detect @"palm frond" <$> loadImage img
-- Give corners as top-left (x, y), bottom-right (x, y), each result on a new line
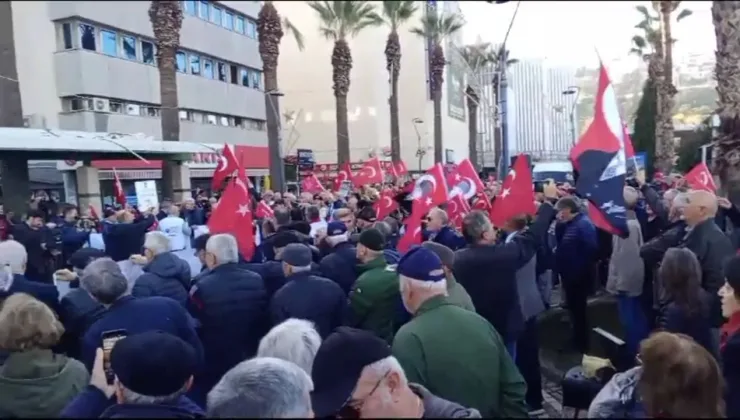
top-left (410, 11), bottom-right (464, 42)
top-left (308, 1), bottom-right (381, 40)
top-left (676, 8), bottom-right (692, 21)
top-left (632, 35), bottom-right (647, 49)
top-left (282, 17), bottom-right (305, 51)
top-left (381, 0), bottom-right (418, 31)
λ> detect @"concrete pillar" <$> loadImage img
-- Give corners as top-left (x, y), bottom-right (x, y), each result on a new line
top-left (1, 159), bottom-right (30, 216)
top-left (76, 165), bottom-right (101, 217)
top-left (172, 163), bottom-right (191, 203)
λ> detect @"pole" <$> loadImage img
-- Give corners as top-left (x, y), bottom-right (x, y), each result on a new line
top-left (496, 0), bottom-right (522, 181)
top-left (266, 91), bottom-right (286, 192)
top-left (568, 87), bottom-right (580, 146)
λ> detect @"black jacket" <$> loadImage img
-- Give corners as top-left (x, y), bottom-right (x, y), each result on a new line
top-left (270, 271), bottom-right (347, 338)
top-left (60, 385), bottom-right (204, 418)
top-left (319, 241), bottom-right (359, 295)
top-left (132, 253), bottom-right (192, 307)
top-left (102, 216), bottom-right (155, 262)
top-left (59, 287), bottom-right (106, 359)
top-left (0, 274), bottom-right (60, 315)
top-left (12, 223), bottom-right (54, 282)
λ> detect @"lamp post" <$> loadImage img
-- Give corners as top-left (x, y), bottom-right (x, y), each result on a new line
top-left (412, 117), bottom-right (425, 172)
top-left (562, 86), bottom-right (580, 146)
top-left (266, 89), bottom-right (286, 192)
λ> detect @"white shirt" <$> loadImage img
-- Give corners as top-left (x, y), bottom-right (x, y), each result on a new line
top-left (310, 220), bottom-right (328, 238)
top-left (158, 216), bottom-right (191, 251)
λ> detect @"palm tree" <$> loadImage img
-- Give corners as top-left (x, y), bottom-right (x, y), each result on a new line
top-left (711, 1), bottom-right (740, 200)
top-left (380, 1), bottom-right (418, 165)
top-left (149, 1), bottom-right (184, 199)
top-left (491, 46), bottom-right (517, 169)
top-left (459, 43), bottom-right (498, 169)
top-left (307, 1), bottom-right (383, 166)
top-left (411, 12), bottom-right (464, 164)
top-left (258, 1), bottom-right (304, 192)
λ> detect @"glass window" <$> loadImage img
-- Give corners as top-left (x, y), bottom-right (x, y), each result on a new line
top-left (229, 65), bottom-right (238, 84)
top-left (189, 54), bottom-right (201, 75)
top-left (79, 24), bottom-right (96, 51)
top-left (251, 70), bottom-right (262, 90)
top-left (176, 51), bottom-right (186, 72)
top-left (110, 101), bottom-right (123, 113)
top-left (183, 0), bottom-right (196, 15)
top-left (62, 23), bottom-right (73, 49)
top-left (179, 110), bottom-right (189, 120)
top-left (141, 41), bottom-right (155, 65)
top-left (206, 114), bottom-right (217, 125)
top-left (146, 107), bottom-right (159, 117)
top-left (101, 30), bottom-right (117, 56)
top-left (217, 62), bottom-right (227, 82)
top-left (121, 35), bottom-right (137, 60)
top-left (223, 11), bottom-right (233, 30)
top-left (240, 68), bottom-right (249, 87)
top-left (198, 1), bottom-right (209, 19)
top-left (246, 20), bottom-right (257, 38)
top-left (210, 5), bottom-right (221, 24)
top-left (126, 104), bottom-right (141, 116)
top-left (203, 59), bottom-right (214, 79)
top-left (235, 16), bottom-right (244, 34)
top-left (234, 117), bottom-right (244, 128)
top-left (219, 116), bottom-right (229, 126)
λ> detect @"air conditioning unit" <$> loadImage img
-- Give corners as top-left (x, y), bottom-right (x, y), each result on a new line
top-left (23, 114), bottom-right (47, 129)
top-left (93, 98), bottom-right (110, 113)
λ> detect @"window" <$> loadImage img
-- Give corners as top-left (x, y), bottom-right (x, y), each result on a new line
top-left (101, 30), bottom-right (117, 56)
top-left (234, 117), bottom-right (244, 128)
top-left (217, 62), bottom-right (227, 82)
top-left (79, 24), bottom-right (96, 51)
top-left (146, 107), bottom-right (160, 117)
top-left (223, 11), bottom-right (233, 30)
top-left (206, 114), bottom-right (217, 125)
top-left (246, 20), bottom-right (257, 38)
top-left (183, 0), bottom-right (196, 15)
top-left (235, 16), bottom-right (244, 34)
top-left (176, 51), bottom-right (186, 72)
top-left (179, 110), bottom-right (190, 120)
top-left (121, 35), bottom-right (137, 60)
top-left (141, 41), bottom-right (155, 65)
top-left (219, 116), bottom-right (229, 126)
top-left (203, 59), bottom-right (214, 79)
top-left (240, 68), bottom-right (249, 87)
top-left (210, 5), bottom-right (221, 24)
top-left (189, 54), bottom-right (201, 75)
top-left (110, 101), bottom-right (123, 113)
top-left (229, 65), bottom-right (238, 85)
top-left (125, 104), bottom-right (141, 116)
top-left (62, 23), bottom-right (73, 49)
top-left (198, 1), bottom-right (209, 19)
top-left (251, 70), bottom-right (262, 90)
top-left (193, 111), bottom-right (204, 123)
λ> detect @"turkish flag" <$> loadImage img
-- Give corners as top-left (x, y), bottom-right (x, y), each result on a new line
top-left (397, 197), bottom-right (434, 253)
top-left (88, 204), bottom-right (99, 220)
top-left (255, 200), bottom-right (274, 219)
top-left (334, 162), bottom-right (353, 191)
top-left (211, 144), bottom-right (240, 191)
top-left (207, 151), bottom-right (255, 259)
top-left (374, 190), bottom-right (399, 220)
top-left (394, 161), bottom-right (409, 177)
top-left (472, 192), bottom-right (492, 211)
top-left (301, 173), bottom-right (325, 193)
top-left (447, 158), bottom-right (486, 200)
top-left (489, 154), bottom-right (536, 227)
top-left (685, 162), bottom-right (717, 193)
top-left (112, 168), bottom-right (126, 207)
top-left (410, 163), bottom-right (448, 207)
top-left (354, 157), bottom-right (384, 185)
top-left (448, 194), bottom-right (470, 230)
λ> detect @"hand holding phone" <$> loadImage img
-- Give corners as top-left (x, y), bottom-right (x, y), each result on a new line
top-left (91, 347), bottom-right (116, 398)
top-left (101, 330), bottom-right (127, 385)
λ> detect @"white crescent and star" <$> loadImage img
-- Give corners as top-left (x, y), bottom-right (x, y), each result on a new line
top-left (508, 169), bottom-right (517, 181)
top-left (382, 195), bottom-right (393, 208)
top-left (236, 204), bottom-right (250, 216)
top-left (699, 171), bottom-right (709, 186)
top-left (449, 199), bottom-right (458, 214)
top-left (366, 166), bottom-right (377, 179)
top-left (215, 155), bottom-right (228, 173)
top-left (235, 178), bottom-right (249, 195)
top-left (501, 188), bottom-right (511, 198)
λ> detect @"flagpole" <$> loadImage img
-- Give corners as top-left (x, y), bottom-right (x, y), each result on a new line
top-left (497, 0), bottom-right (522, 181)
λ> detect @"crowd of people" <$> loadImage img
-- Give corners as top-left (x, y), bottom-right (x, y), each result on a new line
top-left (0, 169), bottom-right (739, 418)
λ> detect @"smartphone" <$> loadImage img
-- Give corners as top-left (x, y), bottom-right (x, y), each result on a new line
top-left (101, 329), bottom-right (127, 384)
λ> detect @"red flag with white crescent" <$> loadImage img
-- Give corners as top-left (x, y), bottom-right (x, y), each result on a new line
top-left (685, 162), bottom-right (717, 193)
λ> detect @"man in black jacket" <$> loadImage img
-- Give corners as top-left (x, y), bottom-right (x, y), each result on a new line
top-left (318, 221), bottom-right (358, 295)
top-left (12, 210), bottom-right (54, 283)
top-left (131, 231), bottom-right (192, 307)
top-left (102, 209), bottom-right (155, 262)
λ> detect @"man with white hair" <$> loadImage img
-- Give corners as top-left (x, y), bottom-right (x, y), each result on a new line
top-left (423, 207), bottom-right (465, 250)
top-left (311, 327), bottom-right (480, 418)
top-left (392, 247), bottom-right (527, 417)
top-left (130, 231), bottom-right (192, 307)
top-left (208, 357), bottom-right (314, 418)
top-left (79, 257), bottom-right (203, 372)
top-left (0, 240), bottom-right (59, 314)
top-left (257, 318), bottom-right (321, 375)
top-left (158, 204), bottom-right (191, 252)
top-left (187, 233), bottom-right (268, 405)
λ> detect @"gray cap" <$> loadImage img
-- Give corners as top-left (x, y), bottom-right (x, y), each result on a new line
top-left (282, 243), bottom-right (313, 267)
top-left (421, 241), bottom-right (454, 268)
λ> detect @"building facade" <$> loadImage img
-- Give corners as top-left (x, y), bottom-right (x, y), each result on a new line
top-left (274, 0), bottom-right (468, 172)
top-left (11, 0), bottom-right (269, 184)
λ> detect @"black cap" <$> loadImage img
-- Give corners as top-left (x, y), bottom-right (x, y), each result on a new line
top-left (358, 228), bottom-right (385, 252)
top-left (68, 248), bottom-right (107, 270)
top-left (282, 243), bottom-right (312, 267)
top-left (356, 206), bottom-right (377, 223)
top-left (110, 331), bottom-right (197, 397)
top-left (311, 327), bottom-right (392, 417)
top-left (272, 231), bottom-right (302, 249)
top-left (193, 234), bottom-right (211, 252)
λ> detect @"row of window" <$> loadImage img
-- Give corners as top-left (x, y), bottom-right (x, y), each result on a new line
top-left (182, 1), bottom-right (258, 39)
top-left (60, 21), bottom-right (263, 90)
top-left (61, 97), bottom-right (266, 131)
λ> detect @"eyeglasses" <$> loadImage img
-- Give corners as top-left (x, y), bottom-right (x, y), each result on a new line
top-left (337, 370), bottom-right (390, 418)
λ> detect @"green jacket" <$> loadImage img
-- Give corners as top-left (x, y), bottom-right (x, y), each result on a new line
top-left (446, 274), bottom-right (475, 313)
top-left (392, 296), bottom-right (528, 418)
top-left (349, 256), bottom-right (399, 344)
top-left (0, 348), bottom-right (89, 418)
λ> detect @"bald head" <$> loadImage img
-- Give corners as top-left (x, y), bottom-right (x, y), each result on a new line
top-left (684, 189), bottom-right (717, 226)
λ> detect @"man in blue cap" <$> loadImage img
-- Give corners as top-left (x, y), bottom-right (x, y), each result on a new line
top-left (318, 221), bottom-right (358, 294)
top-left (392, 247), bottom-right (527, 418)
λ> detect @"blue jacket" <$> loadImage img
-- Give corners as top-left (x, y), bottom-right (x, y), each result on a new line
top-left (59, 287), bottom-right (106, 359)
top-left (241, 260), bottom-right (321, 299)
top-left (0, 274), bottom-right (60, 316)
top-left (424, 226), bottom-right (466, 251)
top-left (182, 207), bottom-right (206, 227)
top-left (132, 253), bottom-right (192, 307)
top-left (555, 213), bottom-right (598, 279)
top-left (60, 222), bottom-right (90, 263)
top-left (319, 242), bottom-right (359, 295)
top-left (102, 216), bottom-right (155, 262)
top-left (270, 271), bottom-right (347, 339)
top-left (60, 385), bottom-right (204, 418)
top-left (80, 295), bottom-right (203, 372)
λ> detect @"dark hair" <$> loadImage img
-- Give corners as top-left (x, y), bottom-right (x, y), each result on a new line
top-left (289, 207), bottom-right (304, 222)
top-left (62, 204), bottom-right (78, 217)
top-left (26, 210), bottom-right (45, 220)
top-left (659, 248), bottom-right (705, 315)
top-left (274, 208), bottom-right (291, 227)
top-left (724, 255), bottom-right (740, 300)
top-left (555, 197), bottom-right (580, 213)
top-left (306, 205), bottom-right (320, 221)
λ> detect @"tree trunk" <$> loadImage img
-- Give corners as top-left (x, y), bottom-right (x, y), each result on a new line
top-left (158, 45), bottom-right (180, 199)
top-left (433, 87), bottom-right (443, 164)
top-left (492, 78), bottom-right (502, 168)
top-left (466, 86), bottom-right (479, 169)
top-left (389, 72), bottom-right (401, 163)
top-left (652, 20), bottom-right (672, 174)
top-left (335, 94), bottom-right (350, 165)
top-left (263, 69), bottom-right (285, 192)
top-left (332, 39), bottom-right (352, 165)
top-left (658, 1), bottom-right (676, 175)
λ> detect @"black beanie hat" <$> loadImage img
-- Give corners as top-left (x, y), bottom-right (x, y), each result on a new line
top-left (358, 228), bottom-right (386, 252)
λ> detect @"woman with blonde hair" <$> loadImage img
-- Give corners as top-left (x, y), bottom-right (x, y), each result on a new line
top-left (0, 293), bottom-right (89, 417)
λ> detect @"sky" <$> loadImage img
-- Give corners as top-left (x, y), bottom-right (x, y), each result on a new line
top-left (460, 1), bottom-right (715, 69)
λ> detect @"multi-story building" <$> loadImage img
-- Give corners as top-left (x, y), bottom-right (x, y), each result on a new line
top-left (11, 1), bottom-right (269, 194)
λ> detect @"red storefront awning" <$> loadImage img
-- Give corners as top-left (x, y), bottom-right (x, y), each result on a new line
top-left (88, 145), bottom-right (269, 169)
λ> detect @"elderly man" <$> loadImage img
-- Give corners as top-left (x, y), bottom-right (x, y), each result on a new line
top-left (420, 242), bottom-right (474, 312)
top-left (392, 247), bottom-right (527, 417)
top-left (318, 222), bottom-right (359, 294)
top-left (243, 230), bottom-right (308, 297)
top-left (0, 240), bottom-right (59, 314)
top-left (130, 231), bottom-right (192, 306)
top-left (79, 258), bottom-right (203, 372)
top-left (208, 357), bottom-right (314, 418)
top-left (258, 318), bottom-right (322, 375)
top-left (423, 207), bottom-right (466, 251)
top-left (188, 233), bottom-right (268, 404)
top-left (102, 208), bottom-right (156, 263)
top-left (61, 331), bottom-right (203, 418)
top-left (311, 327), bottom-right (480, 418)
top-left (269, 243), bottom-right (346, 339)
top-left (349, 228), bottom-right (398, 344)
top-left (158, 205), bottom-right (191, 253)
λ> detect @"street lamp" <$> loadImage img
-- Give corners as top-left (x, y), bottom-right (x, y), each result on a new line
top-left (265, 89), bottom-right (286, 192)
top-left (412, 118), bottom-right (426, 171)
top-left (562, 86), bottom-right (580, 146)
